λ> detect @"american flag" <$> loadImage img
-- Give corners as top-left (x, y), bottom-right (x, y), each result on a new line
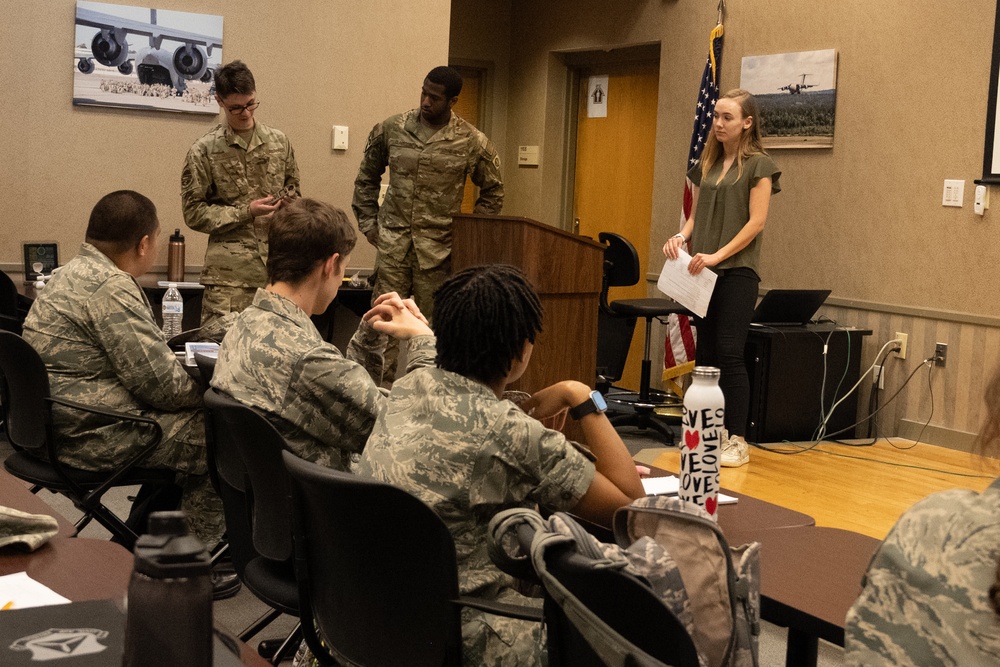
top-left (664, 23), bottom-right (725, 371)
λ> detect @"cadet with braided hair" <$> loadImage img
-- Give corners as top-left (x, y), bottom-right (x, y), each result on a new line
top-left (433, 263), bottom-right (542, 385)
top-left (358, 263), bottom-right (643, 666)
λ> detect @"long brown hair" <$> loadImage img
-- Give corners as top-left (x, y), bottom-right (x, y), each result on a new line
top-left (700, 88), bottom-right (767, 182)
top-left (978, 369), bottom-right (1000, 616)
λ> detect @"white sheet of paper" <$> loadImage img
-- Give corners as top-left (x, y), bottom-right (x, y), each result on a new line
top-left (641, 475), bottom-right (738, 504)
top-left (0, 571), bottom-right (71, 610)
top-left (656, 249), bottom-right (717, 318)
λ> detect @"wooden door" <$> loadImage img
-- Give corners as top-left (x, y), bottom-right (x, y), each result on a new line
top-left (573, 60), bottom-right (659, 391)
top-left (451, 65), bottom-right (484, 214)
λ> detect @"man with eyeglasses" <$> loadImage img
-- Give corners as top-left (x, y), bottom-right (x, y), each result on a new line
top-left (181, 60), bottom-right (300, 326)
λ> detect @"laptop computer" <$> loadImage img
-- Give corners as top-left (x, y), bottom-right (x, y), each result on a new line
top-left (751, 289), bottom-right (831, 326)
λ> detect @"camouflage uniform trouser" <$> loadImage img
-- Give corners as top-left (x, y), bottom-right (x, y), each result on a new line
top-left (373, 244), bottom-right (449, 383)
top-left (200, 285), bottom-right (258, 328)
top-left (132, 408), bottom-right (225, 546)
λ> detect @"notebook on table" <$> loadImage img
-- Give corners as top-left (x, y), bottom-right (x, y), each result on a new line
top-left (751, 289), bottom-right (831, 326)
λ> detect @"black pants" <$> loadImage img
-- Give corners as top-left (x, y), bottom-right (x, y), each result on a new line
top-left (694, 267), bottom-right (759, 437)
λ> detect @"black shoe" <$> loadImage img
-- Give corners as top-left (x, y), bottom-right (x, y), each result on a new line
top-left (211, 570), bottom-right (242, 600)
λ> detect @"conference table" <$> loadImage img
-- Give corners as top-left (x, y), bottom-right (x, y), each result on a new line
top-left (0, 469), bottom-right (269, 666)
top-left (640, 437), bottom-right (999, 666)
top-left (642, 459), bottom-right (879, 667)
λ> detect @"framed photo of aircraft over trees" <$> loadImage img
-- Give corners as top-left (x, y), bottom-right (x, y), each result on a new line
top-left (739, 49), bottom-right (838, 149)
top-left (73, 1), bottom-right (223, 115)
top-left (980, 4), bottom-right (1000, 183)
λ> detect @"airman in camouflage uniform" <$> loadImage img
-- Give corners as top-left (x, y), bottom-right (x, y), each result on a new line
top-left (353, 66), bottom-right (502, 382)
top-left (181, 59), bottom-right (299, 327)
top-left (212, 288), bottom-right (435, 470)
top-left (357, 367), bottom-right (596, 666)
top-left (23, 236), bottom-right (224, 545)
top-left (845, 477), bottom-right (1000, 666)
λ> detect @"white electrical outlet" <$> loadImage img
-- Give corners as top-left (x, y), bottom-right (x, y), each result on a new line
top-left (895, 332), bottom-right (908, 360)
top-left (873, 364), bottom-right (885, 389)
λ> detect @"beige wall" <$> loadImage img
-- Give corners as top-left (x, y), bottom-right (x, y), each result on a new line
top-left (0, 0), bottom-right (451, 277)
top-left (451, 0), bottom-right (1000, 442)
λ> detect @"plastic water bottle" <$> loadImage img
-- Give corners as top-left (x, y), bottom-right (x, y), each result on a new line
top-left (162, 283), bottom-right (183, 339)
top-left (123, 511), bottom-right (212, 667)
top-left (680, 366), bottom-right (725, 520)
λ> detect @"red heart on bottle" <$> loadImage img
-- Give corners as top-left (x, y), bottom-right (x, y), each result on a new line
top-left (684, 430), bottom-right (699, 450)
top-left (705, 497), bottom-right (717, 515)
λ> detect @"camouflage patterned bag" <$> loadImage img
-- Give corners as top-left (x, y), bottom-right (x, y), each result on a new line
top-left (613, 496), bottom-right (761, 667)
top-left (488, 507), bottom-right (701, 667)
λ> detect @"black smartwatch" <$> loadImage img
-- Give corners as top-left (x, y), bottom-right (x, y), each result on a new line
top-left (569, 390), bottom-right (608, 420)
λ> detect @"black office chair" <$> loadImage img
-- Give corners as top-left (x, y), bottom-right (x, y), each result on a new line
top-left (282, 450), bottom-right (542, 667)
top-left (0, 331), bottom-right (176, 549)
top-left (597, 232), bottom-right (690, 445)
top-left (202, 388), bottom-right (301, 665)
top-left (0, 270), bottom-right (31, 335)
top-left (496, 514), bottom-right (700, 667)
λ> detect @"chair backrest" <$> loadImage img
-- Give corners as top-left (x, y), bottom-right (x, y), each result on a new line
top-left (0, 271), bottom-right (25, 334)
top-left (0, 331), bottom-right (52, 456)
top-left (596, 233), bottom-right (641, 387)
top-left (203, 388), bottom-right (294, 565)
top-left (283, 450), bottom-right (465, 667)
top-left (541, 545), bottom-right (700, 667)
top-left (193, 352), bottom-right (217, 394)
top-left (599, 232), bottom-right (641, 297)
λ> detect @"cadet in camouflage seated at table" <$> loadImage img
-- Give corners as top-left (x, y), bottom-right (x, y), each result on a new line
top-left (23, 190), bottom-right (225, 546)
top-left (181, 59), bottom-right (300, 327)
top-left (356, 264), bottom-right (644, 666)
top-left (212, 198), bottom-right (434, 471)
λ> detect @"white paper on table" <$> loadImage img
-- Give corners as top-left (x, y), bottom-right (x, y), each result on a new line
top-left (0, 571), bottom-right (71, 610)
top-left (641, 475), bottom-right (738, 504)
top-left (656, 249), bottom-right (718, 318)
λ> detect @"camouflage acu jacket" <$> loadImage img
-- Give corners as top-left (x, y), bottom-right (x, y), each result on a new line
top-left (352, 109), bottom-right (503, 271)
top-left (181, 121), bottom-right (299, 288)
top-left (22, 244), bottom-right (202, 468)
top-left (845, 477), bottom-right (1000, 666)
top-left (212, 289), bottom-right (435, 471)
top-left (357, 367), bottom-right (594, 600)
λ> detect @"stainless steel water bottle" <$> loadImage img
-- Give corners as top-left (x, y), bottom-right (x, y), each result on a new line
top-left (167, 228), bottom-right (185, 282)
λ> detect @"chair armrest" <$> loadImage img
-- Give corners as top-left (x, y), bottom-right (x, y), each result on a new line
top-left (455, 596), bottom-right (544, 622)
top-left (44, 396), bottom-right (164, 499)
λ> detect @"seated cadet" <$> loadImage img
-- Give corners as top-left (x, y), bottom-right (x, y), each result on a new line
top-left (357, 263), bottom-right (644, 666)
top-left (212, 197), bottom-right (434, 470)
top-left (844, 365), bottom-right (1000, 665)
top-left (22, 190), bottom-right (226, 549)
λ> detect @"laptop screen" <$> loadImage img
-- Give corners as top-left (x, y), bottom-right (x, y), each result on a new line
top-left (751, 289), bottom-right (831, 326)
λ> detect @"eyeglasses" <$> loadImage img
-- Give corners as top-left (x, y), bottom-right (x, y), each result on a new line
top-left (226, 100), bottom-right (260, 115)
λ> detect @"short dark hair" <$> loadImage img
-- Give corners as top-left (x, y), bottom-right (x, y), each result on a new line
top-left (214, 60), bottom-right (256, 98)
top-left (85, 190), bottom-right (158, 255)
top-left (433, 264), bottom-right (543, 384)
top-left (267, 198), bottom-right (357, 285)
top-left (426, 66), bottom-right (463, 99)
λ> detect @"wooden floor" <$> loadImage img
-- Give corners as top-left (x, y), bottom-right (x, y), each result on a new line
top-left (637, 438), bottom-right (999, 540)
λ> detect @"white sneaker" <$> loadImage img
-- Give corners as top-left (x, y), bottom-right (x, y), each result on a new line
top-left (721, 434), bottom-right (750, 467)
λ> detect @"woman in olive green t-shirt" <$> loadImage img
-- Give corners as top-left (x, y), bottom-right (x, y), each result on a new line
top-left (663, 89), bottom-right (780, 468)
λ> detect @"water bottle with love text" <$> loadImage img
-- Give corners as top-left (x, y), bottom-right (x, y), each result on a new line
top-left (680, 366), bottom-right (725, 520)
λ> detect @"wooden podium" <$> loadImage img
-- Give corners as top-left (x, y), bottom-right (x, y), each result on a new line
top-left (451, 214), bottom-right (604, 394)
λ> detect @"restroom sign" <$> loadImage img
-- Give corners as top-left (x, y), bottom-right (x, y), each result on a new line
top-left (587, 75), bottom-right (609, 118)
